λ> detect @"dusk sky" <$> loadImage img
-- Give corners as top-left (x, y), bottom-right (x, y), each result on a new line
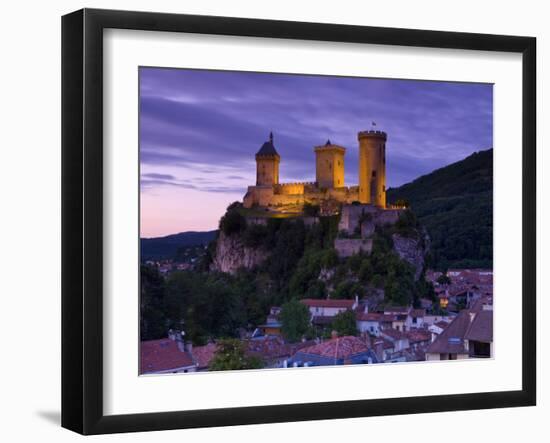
top-left (140, 67), bottom-right (493, 238)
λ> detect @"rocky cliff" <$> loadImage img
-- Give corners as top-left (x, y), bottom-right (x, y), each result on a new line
top-left (392, 232), bottom-right (429, 280)
top-left (210, 231), bottom-right (268, 274)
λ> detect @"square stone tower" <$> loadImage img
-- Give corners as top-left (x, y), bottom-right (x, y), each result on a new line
top-left (314, 140), bottom-right (346, 189)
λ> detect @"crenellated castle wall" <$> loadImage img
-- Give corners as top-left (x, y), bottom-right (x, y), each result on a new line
top-left (274, 182), bottom-right (312, 195)
top-left (243, 182), bottom-right (361, 208)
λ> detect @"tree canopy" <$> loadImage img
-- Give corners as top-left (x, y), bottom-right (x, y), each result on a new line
top-left (387, 149), bottom-right (492, 270)
top-left (209, 339), bottom-right (264, 371)
top-left (279, 299), bottom-right (311, 343)
top-left (330, 310), bottom-right (358, 337)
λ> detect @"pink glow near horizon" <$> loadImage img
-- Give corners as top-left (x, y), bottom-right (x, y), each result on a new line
top-left (139, 68), bottom-right (493, 238)
top-left (140, 187), bottom-right (242, 238)
top-left (140, 163), bottom-right (253, 238)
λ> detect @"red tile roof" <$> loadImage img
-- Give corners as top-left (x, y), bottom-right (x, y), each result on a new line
top-left (357, 312), bottom-right (379, 321)
top-left (301, 299), bottom-right (355, 308)
top-left (464, 310), bottom-right (493, 343)
top-left (470, 296), bottom-right (493, 313)
top-left (384, 306), bottom-right (410, 314)
top-left (380, 328), bottom-right (407, 340)
top-left (447, 269), bottom-right (493, 286)
top-left (410, 309), bottom-right (426, 318)
top-left (246, 336), bottom-right (294, 360)
top-left (140, 339), bottom-right (195, 374)
top-left (192, 342), bottom-right (218, 369)
top-left (298, 336), bottom-right (369, 360)
top-left (405, 329), bottom-right (431, 343)
top-left (356, 312), bottom-right (398, 322)
top-left (373, 337), bottom-right (395, 350)
top-left (447, 286), bottom-right (469, 297)
top-left (426, 310), bottom-right (472, 355)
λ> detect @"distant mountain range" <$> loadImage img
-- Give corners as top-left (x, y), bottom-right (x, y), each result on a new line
top-left (141, 230), bottom-right (217, 260)
top-left (387, 149), bottom-right (493, 270)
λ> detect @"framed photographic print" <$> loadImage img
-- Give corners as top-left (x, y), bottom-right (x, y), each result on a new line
top-left (61, 8), bottom-right (536, 435)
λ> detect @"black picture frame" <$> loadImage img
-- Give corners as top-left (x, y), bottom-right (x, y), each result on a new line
top-left (61, 8), bottom-right (537, 435)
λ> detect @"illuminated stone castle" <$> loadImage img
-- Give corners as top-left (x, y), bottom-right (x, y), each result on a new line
top-left (243, 130), bottom-right (388, 211)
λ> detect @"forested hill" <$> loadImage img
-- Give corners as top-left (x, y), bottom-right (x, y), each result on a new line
top-left (387, 149), bottom-right (493, 270)
top-left (141, 230), bottom-right (217, 260)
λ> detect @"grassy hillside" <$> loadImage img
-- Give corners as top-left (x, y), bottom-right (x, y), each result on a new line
top-left (387, 149), bottom-right (493, 270)
top-left (141, 230), bottom-right (217, 260)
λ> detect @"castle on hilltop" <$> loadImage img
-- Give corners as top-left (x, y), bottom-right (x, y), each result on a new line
top-left (243, 130), bottom-right (388, 211)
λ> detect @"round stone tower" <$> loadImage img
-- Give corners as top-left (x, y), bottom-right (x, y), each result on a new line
top-left (358, 130), bottom-right (387, 207)
top-left (255, 132), bottom-right (280, 186)
top-left (314, 139), bottom-right (346, 189)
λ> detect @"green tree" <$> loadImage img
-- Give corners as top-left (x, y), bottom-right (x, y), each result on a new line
top-left (140, 264), bottom-right (167, 341)
top-left (394, 210), bottom-right (419, 237)
top-left (358, 258), bottom-right (373, 283)
top-left (288, 249), bottom-right (336, 299)
top-left (164, 271), bottom-right (247, 345)
top-left (387, 149), bottom-right (493, 270)
top-left (267, 220), bottom-right (306, 285)
top-left (280, 299), bottom-right (310, 342)
top-left (242, 223), bottom-right (268, 248)
top-left (332, 280), bottom-right (363, 299)
top-left (330, 310), bottom-right (358, 336)
top-left (219, 204), bottom-right (246, 236)
top-left (384, 279), bottom-right (411, 306)
top-left (209, 339), bottom-right (264, 371)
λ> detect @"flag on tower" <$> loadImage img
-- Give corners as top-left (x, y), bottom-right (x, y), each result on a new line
top-left (372, 121), bottom-right (377, 127)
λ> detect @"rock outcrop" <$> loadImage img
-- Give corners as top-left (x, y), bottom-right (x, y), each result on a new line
top-left (210, 231), bottom-right (268, 275)
top-left (334, 238), bottom-right (373, 258)
top-left (392, 233), bottom-right (428, 280)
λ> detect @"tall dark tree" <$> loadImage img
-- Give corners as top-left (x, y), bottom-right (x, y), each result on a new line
top-left (330, 310), bottom-right (358, 336)
top-left (140, 264), bottom-right (167, 340)
top-left (280, 299), bottom-right (310, 343)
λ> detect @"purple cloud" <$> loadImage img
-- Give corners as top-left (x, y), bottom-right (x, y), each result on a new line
top-left (140, 67), bottom-right (492, 191)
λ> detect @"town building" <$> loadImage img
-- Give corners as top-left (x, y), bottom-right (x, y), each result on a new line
top-left (425, 297), bottom-right (493, 361)
top-left (428, 268), bottom-right (494, 312)
top-left (357, 312), bottom-right (387, 336)
top-left (247, 336), bottom-right (316, 368)
top-left (191, 342), bottom-right (218, 371)
top-left (258, 321), bottom-right (283, 336)
top-left (140, 334), bottom-right (196, 374)
top-left (301, 298), bottom-right (358, 326)
top-left (408, 309), bottom-right (426, 329)
top-left (286, 335), bottom-right (377, 367)
top-left (380, 328), bottom-right (410, 353)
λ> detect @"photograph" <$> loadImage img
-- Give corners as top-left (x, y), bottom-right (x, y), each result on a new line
top-left (138, 67), bottom-right (494, 375)
top-left (0, 0), bottom-right (543, 440)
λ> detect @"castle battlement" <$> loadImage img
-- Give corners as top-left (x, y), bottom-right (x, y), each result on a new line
top-left (275, 181), bottom-right (316, 187)
top-left (314, 140), bottom-right (346, 154)
top-left (358, 130), bottom-right (387, 140)
top-left (243, 130), bottom-right (387, 211)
